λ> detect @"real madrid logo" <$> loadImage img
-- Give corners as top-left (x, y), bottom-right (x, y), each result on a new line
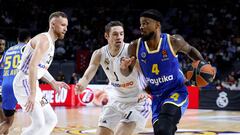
top-left (216, 91), bottom-right (229, 108)
top-left (141, 52), bottom-right (146, 58)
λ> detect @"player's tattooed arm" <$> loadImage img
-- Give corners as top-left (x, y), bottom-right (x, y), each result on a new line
top-left (170, 34), bottom-right (204, 61)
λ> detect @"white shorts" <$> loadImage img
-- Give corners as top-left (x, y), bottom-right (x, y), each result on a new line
top-left (13, 71), bottom-right (43, 110)
top-left (98, 97), bottom-right (152, 132)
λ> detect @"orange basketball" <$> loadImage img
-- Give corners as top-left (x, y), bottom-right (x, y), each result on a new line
top-left (185, 60), bottom-right (216, 87)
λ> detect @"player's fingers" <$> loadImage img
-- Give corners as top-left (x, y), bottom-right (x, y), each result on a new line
top-left (62, 83), bottom-right (70, 89)
top-left (74, 85), bottom-right (81, 95)
top-left (29, 103), bottom-right (34, 112)
top-left (56, 88), bottom-right (61, 95)
top-left (121, 58), bottom-right (130, 64)
top-left (130, 56), bottom-right (136, 61)
top-left (25, 103), bottom-right (29, 112)
top-left (74, 90), bottom-right (80, 95)
top-left (25, 102), bottom-right (32, 112)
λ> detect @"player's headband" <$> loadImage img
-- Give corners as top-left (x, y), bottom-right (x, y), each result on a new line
top-left (140, 9), bottom-right (162, 22)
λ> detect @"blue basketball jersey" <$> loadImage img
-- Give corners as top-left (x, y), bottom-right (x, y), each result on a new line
top-left (2, 43), bottom-right (26, 110)
top-left (137, 33), bottom-right (189, 123)
top-left (137, 33), bottom-right (186, 96)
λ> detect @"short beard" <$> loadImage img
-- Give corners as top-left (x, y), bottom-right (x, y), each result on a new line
top-left (141, 32), bottom-right (154, 41)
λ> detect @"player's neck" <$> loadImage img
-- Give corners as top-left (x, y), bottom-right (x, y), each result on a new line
top-left (108, 45), bottom-right (121, 57)
top-left (147, 32), bottom-right (161, 50)
top-left (48, 30), bottom-right (58, 42)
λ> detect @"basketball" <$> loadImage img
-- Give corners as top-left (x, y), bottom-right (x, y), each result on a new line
top-left (185, 60), bottom-right (216, 87)
top-left (92, 90), bottom-right (109, 106)
top-left (79, 88), bottom-right (94, 104)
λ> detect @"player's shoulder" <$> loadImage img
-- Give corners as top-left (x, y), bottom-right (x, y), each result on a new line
top-left (128, 39), bottom-right (138, 51)
top-left (93, 48), bottom-right (102, 57)
top-left (32, 32), bottom-right (49, 43)
top-left (168, 34), bottom-right (187, 48)
top-left (169, 34), bottom-right (184, 42)
top-left (130, 39), bottom-right (139, 46)
top-left (31, 32), bottom-right (50, 48)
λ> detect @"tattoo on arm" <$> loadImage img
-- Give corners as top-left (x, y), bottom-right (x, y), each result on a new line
top-left (187, 46), bottom-right (204, 61)
top-left (171, 35), bottom-right (204, 61)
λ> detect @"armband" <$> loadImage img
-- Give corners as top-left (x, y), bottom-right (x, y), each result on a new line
top-left (43, 71), bottom-right (55, 82)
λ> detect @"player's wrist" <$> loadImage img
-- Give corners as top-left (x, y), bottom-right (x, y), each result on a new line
top-left (30, 92), bottom-right (36, 97)
top-left (43, 71), bottom-right (55, 83)
top-left (78, 77), bottom-right (88, 90)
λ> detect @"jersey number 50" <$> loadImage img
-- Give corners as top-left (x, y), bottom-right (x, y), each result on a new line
top-left (4, 55), bottom-right (21, 69)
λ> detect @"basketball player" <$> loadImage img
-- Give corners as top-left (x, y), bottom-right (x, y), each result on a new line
top-left (74, 21), bottom-right (151, 135)
top-left (0, 30), bottom-right (31, 134)
top-left (0, 34), bottom-right (6, 123)
top-left (120, 9), bottom-right (207, 135)
top-left (13, 11), bottom-right (70, 135)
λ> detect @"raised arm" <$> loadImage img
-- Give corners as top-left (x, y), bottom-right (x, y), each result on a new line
top-left (170, 34), bottom-right (204, 61)
top-left (74, 49), bottom-right (101, 94)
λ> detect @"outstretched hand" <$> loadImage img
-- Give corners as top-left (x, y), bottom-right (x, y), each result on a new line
top-left (51, 81), bottom-right (70, 95)
top-left (25, 95), bottom-right (35, 112)
top-left (74, 83), bottom-right (85, 95)
top-left (120, 56), bottom-right (136, 70)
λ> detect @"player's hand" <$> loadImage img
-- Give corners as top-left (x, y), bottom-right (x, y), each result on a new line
top-left (137, 93), bottom-right (148, 102)
top-left (51, 81), bottom-right (70, 95)
top-left (74, 83), bottom-right (85, 95)
top-left (25, 95), bottom-right (35, 112)
top-left (120, 56), bottom-right (135, 70)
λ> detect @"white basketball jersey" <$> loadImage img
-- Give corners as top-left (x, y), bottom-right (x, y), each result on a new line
top-left (100, 43), bottom-right (143, 100)
top-left (18, 32), bottom-right (55, 79)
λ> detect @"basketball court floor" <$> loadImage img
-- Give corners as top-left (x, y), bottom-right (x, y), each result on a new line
top-left (9, 106), bottom-right (240, 135)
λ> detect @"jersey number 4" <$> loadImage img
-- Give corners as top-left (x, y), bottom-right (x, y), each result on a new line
top-left (4, 55), bottom-right (21, 69)
top-left (152, 64), bottom-right (160, 75)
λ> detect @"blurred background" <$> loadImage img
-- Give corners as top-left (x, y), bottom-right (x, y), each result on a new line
top-left (0, 0), bottom-right (239, 90)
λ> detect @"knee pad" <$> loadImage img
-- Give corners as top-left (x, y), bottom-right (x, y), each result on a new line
top-left (3, 109), bottom-right (15, 117)
top-left (153, 118), bottom-right (174, 135)
top-left (153, 104), bottom-right (181, 135)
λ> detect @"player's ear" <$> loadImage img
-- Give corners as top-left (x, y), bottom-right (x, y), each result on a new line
top-left (50, 19), bottom-right (55, 29)
top-left (52, 21), bottom-right (55, 28)
top-left (156, 21), bottom-right (160, 29)
top-left (104, 32), bottom-right (108, 40)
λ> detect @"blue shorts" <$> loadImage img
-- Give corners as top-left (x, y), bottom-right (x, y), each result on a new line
top-left (151, 86), bottom-right (189, 124)
top-left (2, 82), bottom-right (17, 110)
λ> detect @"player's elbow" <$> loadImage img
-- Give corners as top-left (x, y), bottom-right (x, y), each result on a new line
top-left (187, 46), bottom-right (204, 61)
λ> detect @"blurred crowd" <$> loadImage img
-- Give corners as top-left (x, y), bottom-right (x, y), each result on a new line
top-left (0, 0), bottom-right (239, 90)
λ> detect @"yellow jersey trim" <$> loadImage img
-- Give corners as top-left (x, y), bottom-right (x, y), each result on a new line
top-left (136, 38), bottom-right (141, 60)
top-left (144, 37), bottom-right (162, 54)
top-left (167, 34), bottom-right (177, 57)
top-left (163, 97), bottom-right (188, 107)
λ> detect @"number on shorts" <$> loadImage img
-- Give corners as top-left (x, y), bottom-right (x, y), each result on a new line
top-left (124, 111), bottom-right (133, 120)
top-left (170, 93), bottom-right (179, 101)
